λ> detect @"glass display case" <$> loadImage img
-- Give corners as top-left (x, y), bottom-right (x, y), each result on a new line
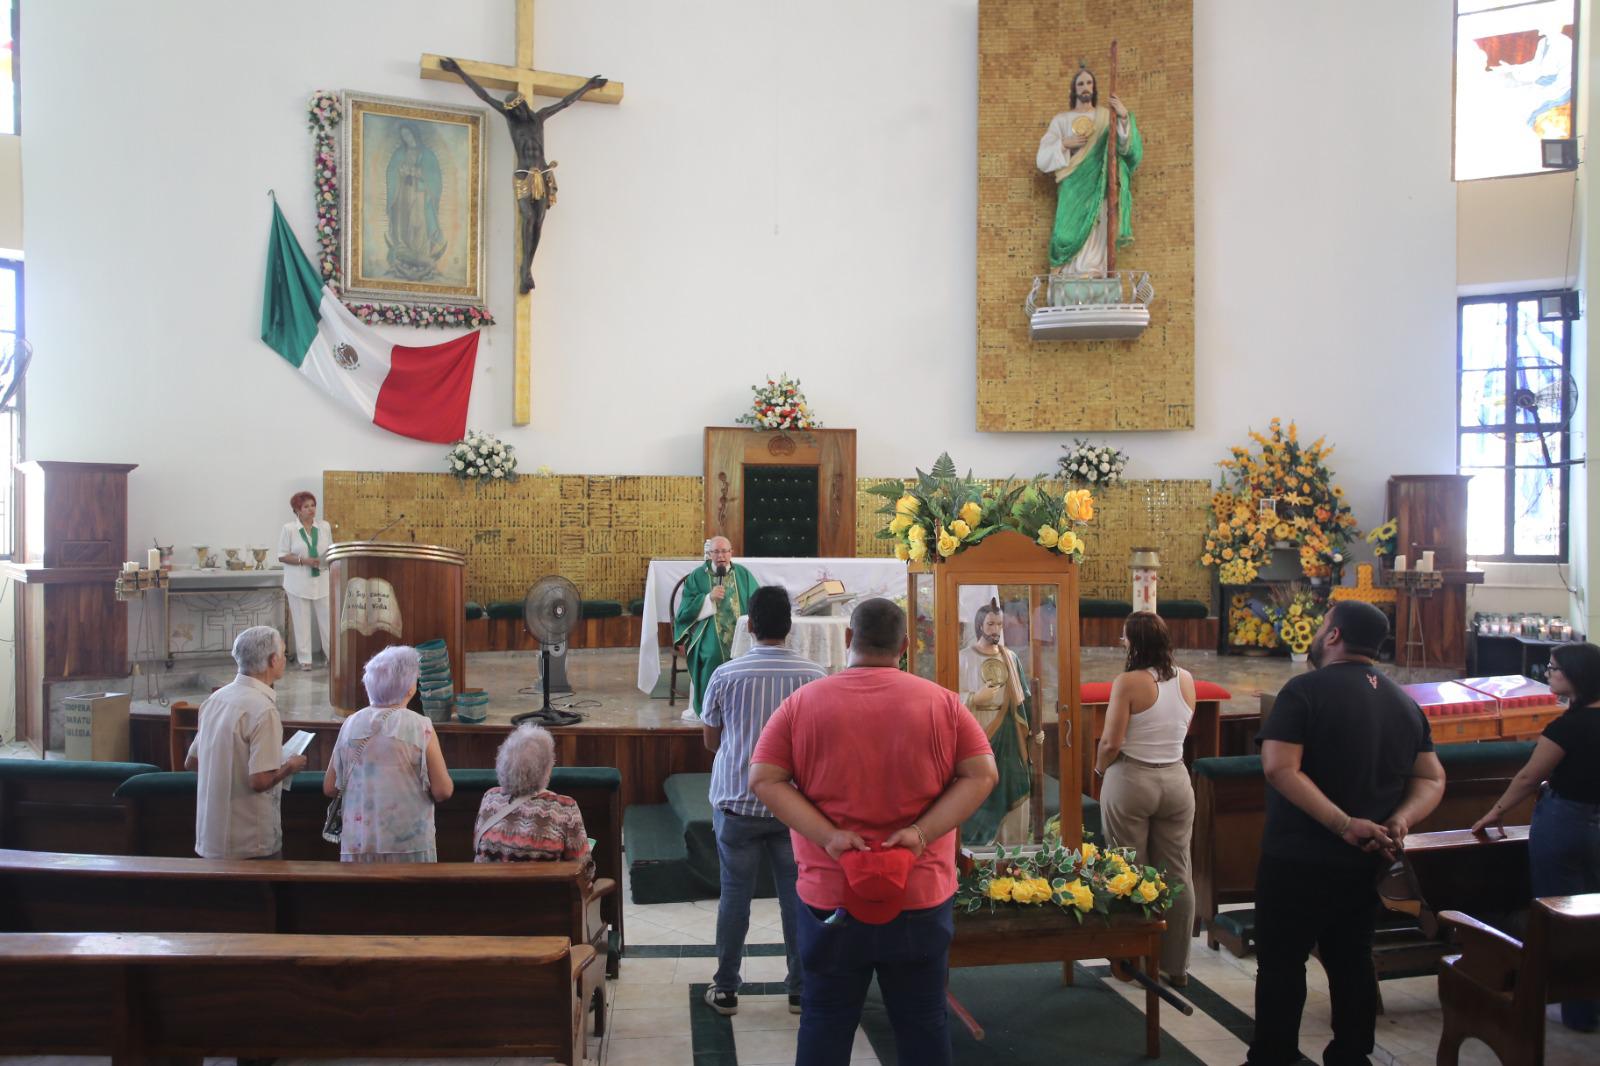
top-left (906, 530), bottom-right (1084, 848)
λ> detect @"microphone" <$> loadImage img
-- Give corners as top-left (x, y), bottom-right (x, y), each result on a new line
top-left (370, 513), bottom-right (407, 540)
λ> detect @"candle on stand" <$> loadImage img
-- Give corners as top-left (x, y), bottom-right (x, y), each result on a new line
top-left (122, 561), bottom-right (138, 574)
top-left (146, 548), bottom-right (162, 571)
top-left (1419, 550), bottom-right (1435, 572)
top-left (1393, 555), bottom-right (1407, 572)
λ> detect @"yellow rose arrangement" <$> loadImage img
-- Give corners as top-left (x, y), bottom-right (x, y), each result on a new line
top-left (1202, 420), bottom-right (1360, 584)
top-left (957, 829), bottom-right (1183, 922)
top-left (869, 454), bottom-right (1096, 564)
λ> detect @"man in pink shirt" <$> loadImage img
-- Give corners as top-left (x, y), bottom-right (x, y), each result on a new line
top-left (750, 598), bottom-right (998, 1066)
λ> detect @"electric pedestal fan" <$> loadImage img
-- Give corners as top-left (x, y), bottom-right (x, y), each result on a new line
top-left (511, 575), bottom-right (584, 727)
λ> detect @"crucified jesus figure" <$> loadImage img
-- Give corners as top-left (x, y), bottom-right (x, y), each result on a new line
top-left (439, 57), bottom-right (608, 292)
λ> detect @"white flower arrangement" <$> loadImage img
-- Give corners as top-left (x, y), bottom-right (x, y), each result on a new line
top-left (1058, 439), bottom-right (1129, 486)
top-left (446, 430), bottom-right (518, 482)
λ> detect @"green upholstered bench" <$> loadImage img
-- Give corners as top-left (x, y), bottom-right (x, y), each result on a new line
top-left (486, 600), bottom-right (524, 621)
top-left (0, 760), bottom-right (162, 855)
top-left (1156, 599), bottom-right (1210, 620)
top-left (1081, 598), bottom-right (1133, 618)
top-left (628, 598), bottom-right (646, 616)
top-left (465, 601), bottom-right (485, 620)
top-left (580, 600), bottom-right (622, 620)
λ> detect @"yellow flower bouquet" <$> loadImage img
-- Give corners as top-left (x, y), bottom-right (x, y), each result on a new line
top-left (1202, 420), bottom-right (1360, 583)
top-left (954, 823), bottom-right (1182, 922)
top-left (868, 453), bottom-right (1095, 564)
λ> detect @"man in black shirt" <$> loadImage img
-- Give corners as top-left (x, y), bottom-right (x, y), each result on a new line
top-left (1247, 601), bottom-right (1446, 1066)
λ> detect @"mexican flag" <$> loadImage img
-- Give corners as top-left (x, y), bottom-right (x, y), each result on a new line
top-left (259, 201), bottom-right (480, 443)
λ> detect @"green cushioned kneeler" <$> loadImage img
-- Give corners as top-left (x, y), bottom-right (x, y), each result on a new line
top-left (628, 598), bottom-right (646, 616)
top-left (1041, 775), bottom-right (1103, 841)
top-left (113, 771), bottom-right (197, 798)
top-left (1212, 907), bottom-right (1424, 958)
top-left (580, 599), bottom-right (622, 619)
top-left (1192, 755), bottom-right (1262, 779)
top-left (0, 760), bottom-right (161, 784)
top-left (1437, 740), bottom-right (1534, 768)
top-left (444, 767), bottom-right (621, 792)
top-left (465, 601), bottom-right (485, 620)
top-left (1155, 599), bottom-right (1210, 620)
top-left (1080, 598), bottom-right (1133, 618)
top-left (625, 803), bottom-right (704, 905)
top-left (486, 600), bottom-right (523, 620)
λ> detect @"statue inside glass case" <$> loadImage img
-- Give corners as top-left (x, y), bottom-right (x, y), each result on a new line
top-left (959, 601), bottom-right (1038, 845)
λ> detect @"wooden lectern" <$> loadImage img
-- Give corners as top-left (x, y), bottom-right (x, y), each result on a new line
top-left (324, 542), bottom-right (466, 714)
top-left (703, 427), bottom-right (856, 557)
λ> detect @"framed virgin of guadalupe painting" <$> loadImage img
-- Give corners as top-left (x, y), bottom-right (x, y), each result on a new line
top-left (339, 91), bottom-right (487, 308)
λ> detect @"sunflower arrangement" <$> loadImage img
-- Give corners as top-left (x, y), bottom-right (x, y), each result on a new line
top-left (955, 825), bottom-right (1181, 922)
top-left (1202, 419), bottom-right (1360, 583)
top-left (867, 454), bottom-right (1095, 564)
top-left (1227, 593), bottom-right (1278, 650)
top-left (1366, 518), bottom-right (1398, 558)
top-left (1268, 586), bottom-right (1326, 657)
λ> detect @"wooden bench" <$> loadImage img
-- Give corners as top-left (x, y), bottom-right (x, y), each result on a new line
top-left (1439, 893), bottom-right (1600, 1066)
top-left (0, 759), bottom-right (160, 854)
top-left (0, 930), bottom-right (594, 1065)
top-left (0, 847), bottom-right (612, 1038)
top-left (112, 764), bottom-right (626, 975)
top-left (1192, 741), bottom-right (1537, 956)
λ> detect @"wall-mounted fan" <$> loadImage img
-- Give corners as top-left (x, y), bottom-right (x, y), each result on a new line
top-left (511, 574), bottom-right (583, 726)
top-left (1487, 359), bottom-right (1583, 468)
top-left (0, 337), bottom-right (32, 409)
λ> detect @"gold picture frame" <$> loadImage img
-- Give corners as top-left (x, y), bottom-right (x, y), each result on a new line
top-left (339, 91), bottom-right (487, 308)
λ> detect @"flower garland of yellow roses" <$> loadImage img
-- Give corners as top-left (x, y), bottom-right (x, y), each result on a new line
top-left (868, 453), bottom-right (1095, 563)
top-left (954, 836), bottom-right (1181, 922)
top-left (1201, 419), bottom-right (1360, 584)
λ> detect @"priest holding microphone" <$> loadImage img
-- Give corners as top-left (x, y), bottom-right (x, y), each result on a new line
top-left (675, 536), bottom-right (760, 723)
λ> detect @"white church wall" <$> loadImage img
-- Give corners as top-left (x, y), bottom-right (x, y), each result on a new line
top-left (1458, 172), bottom-right (1580, 291)
top-left (0, 134), bottom-right (20, 252)
top-left (21, 0), bottom-right (1457, 564)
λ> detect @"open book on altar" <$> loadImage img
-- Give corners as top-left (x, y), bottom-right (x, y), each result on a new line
top-left (796, 579), bottom-right (853, 616)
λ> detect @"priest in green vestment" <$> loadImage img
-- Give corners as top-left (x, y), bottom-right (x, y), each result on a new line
top-left (1035, 65), bottom-right (1142, 276)
top-left (959, 602), bottom-right (1039, 846)
top-left (674, 536), bottom-right (760, 722)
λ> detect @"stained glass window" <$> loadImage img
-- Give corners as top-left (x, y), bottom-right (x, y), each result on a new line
top-left (0, 259), bottom-right (20, 559)
top-left (1458, 292), bottom-right (1571, 561)
top-left (1454, 0), bottom-right (1578, 180)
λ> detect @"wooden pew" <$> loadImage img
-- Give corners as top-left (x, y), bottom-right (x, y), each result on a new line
top-left (1439, 894), bottom-right (1600, 1066)
top-left (112, 764), bottom-right (626, 975)
top-left (0, 930), bottom-right (594, 1066)
top-left (1192, 741), bottom-right (1537, 956)
top-left (0, 759), bottom-right (160, 855)
top-left (0, 847), bottom-right (611, 1038)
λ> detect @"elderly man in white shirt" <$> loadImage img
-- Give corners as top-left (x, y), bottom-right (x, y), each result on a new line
top-left (185, 626), bottom-right (307, 859)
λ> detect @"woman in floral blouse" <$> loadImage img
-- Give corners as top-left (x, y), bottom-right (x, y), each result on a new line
top-left (323, 645), bottom-right (454, 862)
top-left (474, 724), bottom-right (589, 862)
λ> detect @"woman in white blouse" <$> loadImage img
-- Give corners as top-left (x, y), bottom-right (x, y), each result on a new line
top-left (277, 490), bottom-right (332, 671)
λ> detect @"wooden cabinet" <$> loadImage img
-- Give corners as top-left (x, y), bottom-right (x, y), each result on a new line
top-left (6, 461), bottom-right (137, 754)
top-left (1386, 475), bottom-right (1483, 671)
top-left (703, 427), bottom-right (856, 557)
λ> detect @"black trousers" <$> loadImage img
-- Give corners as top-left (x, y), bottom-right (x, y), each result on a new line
top-left (1246, 854), bottom-right (1383, 1066)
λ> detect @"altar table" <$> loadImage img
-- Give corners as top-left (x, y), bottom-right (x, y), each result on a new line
top-left (636, 556), bottom-right (906, 694)
top-left (730, 614), bottom-right (850, 673)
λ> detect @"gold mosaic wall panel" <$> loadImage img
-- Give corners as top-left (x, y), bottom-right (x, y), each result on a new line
top-left (326, 473), bottom-right (1211, 609)
top-left (977, 0), bottom-right (1195, 431)
top-left (854, 479), bottom-right (1211, 603)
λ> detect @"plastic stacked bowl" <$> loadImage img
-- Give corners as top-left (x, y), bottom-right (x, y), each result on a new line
top-left (415, 639), bottom-right (454, 723)
top-left (454, 688), bottom-right (489, 724)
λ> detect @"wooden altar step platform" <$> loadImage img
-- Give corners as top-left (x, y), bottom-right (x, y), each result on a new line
top-left (624, 772), bottom-right (1104, 905)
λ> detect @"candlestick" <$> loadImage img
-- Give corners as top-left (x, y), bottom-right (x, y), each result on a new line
top-left (146, 548), bottom-right (162, 570)
top-left (1419, 550), bottom-right (1435, 572)
top-left (1393, 555), bottom-right (1407, 572)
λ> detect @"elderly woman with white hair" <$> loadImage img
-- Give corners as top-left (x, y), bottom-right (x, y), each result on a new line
top-left (474, 724), bottom-right (590, 862)
top-left (322, 644), bottom-right (454, 862)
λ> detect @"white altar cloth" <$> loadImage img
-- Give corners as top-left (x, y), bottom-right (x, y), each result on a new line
top-left (635, 556), bottom-right (907, 695)
top-left (730, 614), bottom-right (850, 674)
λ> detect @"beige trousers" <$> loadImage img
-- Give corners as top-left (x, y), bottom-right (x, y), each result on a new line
top-left (1099, 758), bottom-right (1196, 977)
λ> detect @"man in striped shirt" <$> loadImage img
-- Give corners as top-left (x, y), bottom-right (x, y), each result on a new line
top-left (700, 585), bottom-right (826, 1017)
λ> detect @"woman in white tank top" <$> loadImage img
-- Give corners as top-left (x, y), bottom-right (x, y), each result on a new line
top-left (1094, 612), bottom-right (1197, 983)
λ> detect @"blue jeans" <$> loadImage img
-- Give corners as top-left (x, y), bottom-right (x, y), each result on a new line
top-left (1530, 787), bottom-right (1600, 1031)
top-left (794, 896), bottom-right (954, 1066)
top-left (711, 808), bottom-right (802, 994)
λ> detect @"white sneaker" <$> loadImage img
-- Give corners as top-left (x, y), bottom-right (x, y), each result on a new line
top-left (680, 708), bottom-right (700, 723)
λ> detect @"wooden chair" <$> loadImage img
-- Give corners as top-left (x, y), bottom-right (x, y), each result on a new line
top-left (667, 571), bottom-right (691, 706)
top-left (1438, 893), bottom-right (1600, 1066)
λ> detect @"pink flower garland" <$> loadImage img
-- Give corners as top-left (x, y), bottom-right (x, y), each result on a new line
top-left (307, 90), bottom-right (495, 329)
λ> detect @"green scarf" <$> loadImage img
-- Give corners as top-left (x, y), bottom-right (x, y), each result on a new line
top-left (298, 524), bottom-right (320, 578)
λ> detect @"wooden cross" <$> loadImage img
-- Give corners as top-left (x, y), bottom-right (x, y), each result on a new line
top-left (421, 0), bottom-right (623, 426)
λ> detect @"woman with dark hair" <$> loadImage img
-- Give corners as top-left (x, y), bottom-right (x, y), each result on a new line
top-left (1472, 641), bottom-right (1600, 1032)
top-left (1095, 611), bottom-right (1197, 984)
top-left (276, 491), bottom-right (332, 671)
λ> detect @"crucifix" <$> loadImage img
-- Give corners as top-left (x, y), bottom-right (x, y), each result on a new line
top-left (421, 0), bottom-right (623, 425)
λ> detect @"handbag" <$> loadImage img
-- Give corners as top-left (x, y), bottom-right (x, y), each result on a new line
top-left (322, 708), bottom-right (397, 844)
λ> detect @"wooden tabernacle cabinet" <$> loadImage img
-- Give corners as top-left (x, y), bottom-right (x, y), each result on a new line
top-left (5, 461), bottom-right (137, 754)
top-left (703, 427), bottom-right (856, 557)
top-left (1386, 475), bottom-right (1483, 671)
